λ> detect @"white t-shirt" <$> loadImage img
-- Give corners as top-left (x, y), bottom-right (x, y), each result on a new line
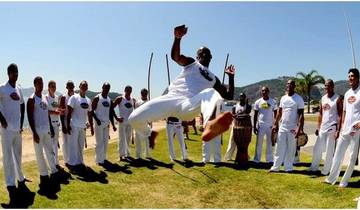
top-left (94, 94), bottom-right (111, 126)
top-left (46, 93), bottom-right (60, 123)
top-left (68, 94), bottom-right (91, 129)
top-left (320, 93), bottom-right (339, 133)
top-left (118, 96), bottom-right (135, 122)
top-left (279, 93), bottom-right (304, 132)
top-left (0, 82), bottom-right (24, 131)
top-left (31, 93), bottom-right (50, 134)
top-left (254, 97), bottom-right (277, 127)
top-left (168, 61), bottom-right (217, 98)
top-left (342, 86), bottom-right (360, 134)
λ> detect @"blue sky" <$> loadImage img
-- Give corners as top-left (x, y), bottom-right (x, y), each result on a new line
top-left (0, 2), bottom-right (359, 97)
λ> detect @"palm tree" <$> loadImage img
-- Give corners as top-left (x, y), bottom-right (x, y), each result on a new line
top-left (296, 70), bottom-right (325, 113)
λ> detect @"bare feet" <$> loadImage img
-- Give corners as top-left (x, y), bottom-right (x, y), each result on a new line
top-left (201, 111), bottom-right (233, 142)
top-left (149, 131), bottom-right (158, 149)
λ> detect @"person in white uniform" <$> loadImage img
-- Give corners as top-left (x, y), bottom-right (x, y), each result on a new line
top-left (309, 79), bottom-right (342, 175)
top-left (113, 85), bottom-right (136, 161)
top-left (0, 64), bottom-right (34, 208)
top-left (91, 82), bottom-right (117, 166)
top-left (134, 88), bottom-right (151, 159)
top-left (253, 86), bottom-right (277, 163)
top-left (128, 25), bottom-right (235, 148)
top-left (46, 80), bottom-right (63, 170)
top-left (27, 76), bottom-right (61, 198)
top-left (60, 81), bottom-right (75, 166)
top-left (166, 116), bottom-right (188, 161)
top-left (325, 68), bottom-right (360, 188)
top-left (270, 79), bottom-right (304, 172)
top-left (66, 81), bottom-right (94, 172)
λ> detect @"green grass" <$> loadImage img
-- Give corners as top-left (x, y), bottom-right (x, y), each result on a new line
top-left (0, 128), bottom-right (359, 208)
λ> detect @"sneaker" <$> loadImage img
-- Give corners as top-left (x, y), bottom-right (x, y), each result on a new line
top-left (339, 182), bottom-right (348, 188)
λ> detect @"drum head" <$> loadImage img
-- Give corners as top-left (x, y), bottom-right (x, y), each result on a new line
top-left (297, 133), bottom-right (308, 147)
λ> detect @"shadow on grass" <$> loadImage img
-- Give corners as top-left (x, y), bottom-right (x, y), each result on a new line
top-left (123, 158), bottom-right (174, 170)
top-left (1, 180), bottom-right (35, 209)
top-left (174, 159), bottom-right (206, 168)
top-left (100, 160), bottom-right (132, 174)
top-left (67, 164), bottom-right (108, 184)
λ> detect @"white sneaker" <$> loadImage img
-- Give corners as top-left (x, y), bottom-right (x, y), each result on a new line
top-left (339, 182), bottom-right (348, 188)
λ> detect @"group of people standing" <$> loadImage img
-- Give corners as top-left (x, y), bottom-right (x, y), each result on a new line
top-left (0, 24), bottom-right (358, 208)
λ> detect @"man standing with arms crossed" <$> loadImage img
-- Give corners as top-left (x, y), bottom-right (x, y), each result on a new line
top-left (325, 69), bottom-right (360, 187)
top-left (270, 79), bottom-right (304, 172)
top-left (253, 86), bottom-right (277, 164)
top-left (128, 25), bottom-right (235, 146)
top-left (91, 82), bottom-right (117, 166)
top-left (309, 79), bottom-right (342, 175)
top-left (0, 64), bottom-right (34, 208)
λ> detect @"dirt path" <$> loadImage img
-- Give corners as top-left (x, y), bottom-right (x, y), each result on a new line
top-left (0, 120), bottom-right (167, 167)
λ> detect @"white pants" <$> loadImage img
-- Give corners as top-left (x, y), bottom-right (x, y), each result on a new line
top-left (62, 132), bottom-right (70, 164)
top-left (203, 135), bottom-right (221, 163)
top-left (1, 128), bottom-right (25, 186)
top-left (95, 123), bottom-right (109, 164)
top-left (326, 132), bottom-right (360, 186)
top-left (253, 125), bottom-right (273, 163)
top-left (118, 122), bottom-right (132, 157)
top-left (309, 130), bottom-right (336, 175)
top-left (68, 126), bottom-right (86, 166)
top-left (166, 122), bottom-right (187, 160)
top-left (128, 88), bottom-right (223, 138)
top-left (33, 132), bottom-right (58, 176)
top-left (51, 122), bottom-right (60, 166)
top-left (224, 125), bottom-right (236, 161)
top-left (135, 131), bottom-right (151, 159)
top-left (271, 131), bottom-right (297, 171)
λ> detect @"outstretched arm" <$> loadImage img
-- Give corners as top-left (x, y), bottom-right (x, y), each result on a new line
top-left (171, 25), bottom-right (195, 66)
top-left (213, 65), bottom-right (235, 100)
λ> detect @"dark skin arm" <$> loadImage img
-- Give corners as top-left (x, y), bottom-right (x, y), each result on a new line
top-left (27, 98), bottom-right (39, 143)
top-left (0, 111), bottom-right (7, 128)
top-left (59, 96), bottom-right (67, 134)
top-left (253, 110), bottom-right (259, 134)
top-left (88, 110), bottom-right (94, 136)
top-left (295, 109), bottom-right (305, 138)
top-left (49, 115), bottom-right (54, 138)
top-left (66, 105), bottom-right (73, 135)
top-left (20, 103), bottom-right (25, 132)
top-left (272, 107), bottom-right (282, 133)
top-left (112, 97), bottom-right (124, 123)
top-left (171, 25), bottom-right (195, 66)
top-left (335, 97), bottom-right (343, 139)
top-left (110, 101), bottom-right (117, 132)
top-left (91, 96), bottom-right (101, 126)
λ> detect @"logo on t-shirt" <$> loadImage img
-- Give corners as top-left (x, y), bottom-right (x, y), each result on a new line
top-left (260, 102), bottom-right (270, 109)
top-left (39, 102), bottom-right (47, 110)
top-left (199, 67), bottom-right (213, 81)
top-left (80, 102), bottom-right (89, 109)
top-left (51, 101), bottom-right (58, 108)
top-left (9, 92), bottom-right (20, 101)
top-left (124, 102), bottom-right (133, 109)
top-left (102, 101), bottom-right (110, 107)
top-left (348, 96), bottom-right (356, 104)
top-left (323, 103), bottom-right (331, 111)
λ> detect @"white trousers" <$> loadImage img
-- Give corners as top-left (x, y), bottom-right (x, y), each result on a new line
top-left (326, 132), bottom-right (360, 186)
top-left (95, 123), bottom-right (109, 164)
top-left (135, 131), bottom-right (151, 159)
top-left (224, 125), bottom-right (236, 161)
top-left (309, 130), bottom-right (336, 175)
top-left (68, 126), bottom-right (86, 166)
top-left (202, 135), bottom-right (221, 163)
top-left (33, 132), bottom-right (58, 176)
top-left (62, 132), bottom-right (70, 164)
top-left (271, 131), bottom-right (297, 171)
top-left (128, 88), bottom-right (223, 138)
top-left (166, 122), bottom-right (187, 160)
top-left (51, 122), bottom-right (60, 166)
top-left (253, 125), bottom-right (273, 163)
top-left (1, 128), bottom-right (25, 186)
top-left (118, 122), bottom-right (132, 157)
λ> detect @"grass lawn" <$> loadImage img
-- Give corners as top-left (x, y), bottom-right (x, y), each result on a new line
top-left (0, 128), bottom-right (359, 208)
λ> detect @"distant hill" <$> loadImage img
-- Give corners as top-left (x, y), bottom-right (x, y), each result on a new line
top-left (334, 80), bottom-right (349, 96)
